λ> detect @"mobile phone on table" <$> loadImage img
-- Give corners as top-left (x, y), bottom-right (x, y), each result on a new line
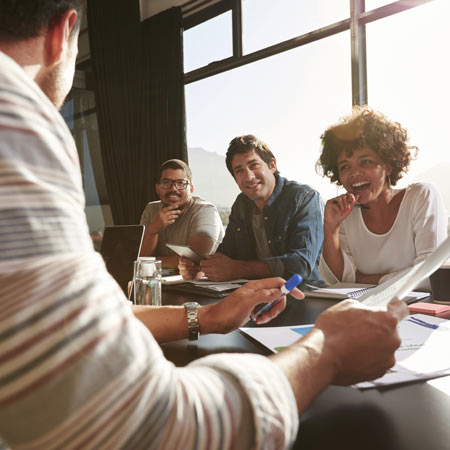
top-left (166, 243), bottom-right (205, 264)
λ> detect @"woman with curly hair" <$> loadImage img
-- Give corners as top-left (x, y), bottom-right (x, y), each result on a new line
top-left (317, 106), bottom-right (447, 287)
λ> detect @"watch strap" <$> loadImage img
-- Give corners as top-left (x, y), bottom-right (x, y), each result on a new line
top-left (184, 302), bottom-right (200, 341)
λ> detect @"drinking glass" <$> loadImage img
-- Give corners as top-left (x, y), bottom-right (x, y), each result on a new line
top-left (133, 257), bottom-right (162, 306)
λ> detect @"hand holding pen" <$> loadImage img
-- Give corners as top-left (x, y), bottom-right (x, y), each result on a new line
top-left (324, 193), bottom-right (368, 232)
top-left (251, 274), bottom-right (303, 321)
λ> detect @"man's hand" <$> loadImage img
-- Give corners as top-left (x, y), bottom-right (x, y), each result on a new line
top-left (199, 278), bottom-right (304, 334)
top-left (178, 256), bottom-right (204, 280)
top-left (149, 204), bottom-right (181, 234)
top-left (200, 253), bottom-right (237, 281)
top-left (313, 298), bottom-right (407, 386)
top-left (270, 297), bottom-right (407, 416)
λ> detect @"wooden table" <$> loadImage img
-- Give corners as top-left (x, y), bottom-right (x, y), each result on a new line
top-left (160, 290), bottom-right (450, 450)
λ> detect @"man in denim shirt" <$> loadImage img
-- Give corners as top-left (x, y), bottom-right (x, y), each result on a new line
top-left (179, 135), bottom-right (324, 283)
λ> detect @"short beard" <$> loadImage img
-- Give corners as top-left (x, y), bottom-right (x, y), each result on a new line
top-left (163, 197), bottom-right (192, 211)
top-left (39, 69), bottom-right (66, 109)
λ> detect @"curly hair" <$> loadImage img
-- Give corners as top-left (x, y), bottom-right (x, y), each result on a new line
top-left (317, 106), bottom-right (417, 186)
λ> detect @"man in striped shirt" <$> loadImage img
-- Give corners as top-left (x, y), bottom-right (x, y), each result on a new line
top-left (0, 1), bottom-right (407, 449)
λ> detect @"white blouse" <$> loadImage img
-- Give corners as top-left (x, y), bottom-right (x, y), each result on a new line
top-left (319, 182), bottom-right (448, 288)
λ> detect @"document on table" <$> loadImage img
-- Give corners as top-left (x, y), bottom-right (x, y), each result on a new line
top-left (162, 275), bottom-right (248, 295)
top-left (240, 314), bottom-right (450, 389)
top-left (162, 275), bottom-right (247, 289)
top-left (356, 314), bottom-right (450, 389)
top-left (240, 324), bottom-right (314, 353)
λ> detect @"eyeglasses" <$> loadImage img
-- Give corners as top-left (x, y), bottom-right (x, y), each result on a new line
top-left (159, 179), bottom-right (190, 190)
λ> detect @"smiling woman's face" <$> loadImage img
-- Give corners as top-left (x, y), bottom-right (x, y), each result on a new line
top-left (337, 146), bottom-right (392, 204)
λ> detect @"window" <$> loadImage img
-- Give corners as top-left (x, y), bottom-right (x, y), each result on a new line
top-left (184, 0), bottom-right (448, 222)
top-left (243, 0), bottom-right (349, 54)
top-left (185, 31), bottom-right (351, 216)
top-left (367, 0), bottom-right (450, 213)
top-left (61, 89), bottom-right (113, 248)
top-left (365, 0), bottom-right (396, 11)
top-left (184, 11), bottom-right (232, 73)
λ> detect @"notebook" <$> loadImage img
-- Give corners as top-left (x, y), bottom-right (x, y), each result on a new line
top-left (304, 282), bottom-right (430, 304)
top-left (100, 225), bottom-right (145, 295)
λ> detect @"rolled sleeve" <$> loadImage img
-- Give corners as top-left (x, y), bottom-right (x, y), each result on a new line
top-left (264, 257), bottom-right (286, 277)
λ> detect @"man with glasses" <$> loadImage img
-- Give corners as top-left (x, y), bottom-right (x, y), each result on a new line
top-left (139, 159), bottom-right (224, 268)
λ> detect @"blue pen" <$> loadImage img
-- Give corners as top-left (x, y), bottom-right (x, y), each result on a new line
top-left (407, 317), bottom-right (439, 330)
top-left (250, 274), bottom-right (303, 321)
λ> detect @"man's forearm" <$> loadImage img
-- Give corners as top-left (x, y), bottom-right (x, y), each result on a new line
top-left (132, 303), bottom-right (225, 343)
top-left (158, 254), bottom-right (180, 269)
top-left (269, 329), bottom-right (335, 416)
top-left (234, 259), bottom-right (272, 279)
top-left (140, 226), bottom-right (158, 256)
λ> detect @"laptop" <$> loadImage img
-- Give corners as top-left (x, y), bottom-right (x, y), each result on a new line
top-left (100, 225), bottom-right (145, 295)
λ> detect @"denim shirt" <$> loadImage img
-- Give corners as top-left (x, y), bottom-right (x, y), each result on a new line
top-left (218, 174), bottom-right (324, 282)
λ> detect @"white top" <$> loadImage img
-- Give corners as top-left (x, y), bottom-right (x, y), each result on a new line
top-left (0, 50), bottom-right (298, 449)
top-left (319, 182), bottom-right (448, 289)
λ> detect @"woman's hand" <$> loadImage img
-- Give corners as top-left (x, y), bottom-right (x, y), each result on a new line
top-left (324, 192), bottom-right (358, 233)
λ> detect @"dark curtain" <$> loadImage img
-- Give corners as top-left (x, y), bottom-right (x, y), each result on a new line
top-left (140, 8), bottom-right (187, 191)
top-left (87, 2), bottom-right (186, 224)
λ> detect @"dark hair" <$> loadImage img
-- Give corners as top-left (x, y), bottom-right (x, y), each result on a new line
top-left (159, 159), bottom-right (192, 183)
top-left (317, 106), bottom-right (416, 186)
top-left (0, 0), bottom-right (83, 41)
top-left (225, 135), bottom-right (279, 177)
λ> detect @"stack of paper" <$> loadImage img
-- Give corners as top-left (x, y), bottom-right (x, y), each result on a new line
top-left (357, 314), bottom-right (450, 389)
top-left (162, 276), bottom-right (248, 297)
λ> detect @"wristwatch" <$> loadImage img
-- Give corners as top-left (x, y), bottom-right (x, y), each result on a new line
top-left (183, 302), bottom-right (200, 341)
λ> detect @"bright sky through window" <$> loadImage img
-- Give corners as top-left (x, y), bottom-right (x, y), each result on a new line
top-left (184, 0), bottom-right (450, 214)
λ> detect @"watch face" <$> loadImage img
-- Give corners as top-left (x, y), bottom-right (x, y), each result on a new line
top-left (185, 302), bottom-right (199, 308)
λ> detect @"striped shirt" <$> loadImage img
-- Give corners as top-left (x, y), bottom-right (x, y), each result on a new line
top-left (0, 51), bottom-right (298, 449)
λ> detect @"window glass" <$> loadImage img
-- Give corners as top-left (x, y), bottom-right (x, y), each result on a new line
top-left (365, 0), bottom-right (397, 11)
top-left (186, 31), bottom-right (351, 222)
top-left (243, 0), bottom-right (349, 54)
top-left (367, 0), bottom-right (450, 215)
top-left (61, 90), bottom-right (113, 248)
top-left (184, 11), bottom-right (232, 73)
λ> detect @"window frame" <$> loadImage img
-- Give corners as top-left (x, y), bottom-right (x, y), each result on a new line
top-left (183, 0), bottom-right (434, 106)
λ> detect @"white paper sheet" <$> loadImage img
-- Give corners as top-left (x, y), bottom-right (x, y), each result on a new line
top-left (240, 314), bottom-right (450, 389)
